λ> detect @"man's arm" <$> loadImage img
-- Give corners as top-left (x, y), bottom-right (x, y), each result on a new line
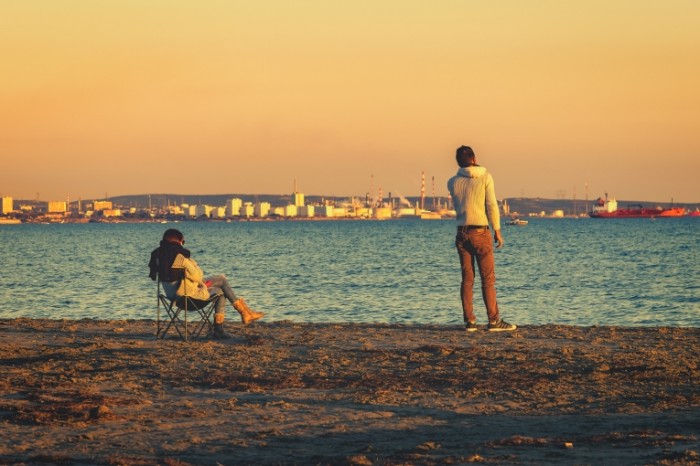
top-left (484, 174), bottom-right (501, 229)
top-left (485, 173), bottom-right (503, 248)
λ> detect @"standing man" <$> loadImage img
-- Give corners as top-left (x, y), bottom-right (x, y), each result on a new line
top-left (447, 146), bottom-right (516, 332)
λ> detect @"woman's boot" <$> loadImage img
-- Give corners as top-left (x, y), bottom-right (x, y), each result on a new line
top-left (233, 298), bottom-right (264, 325)
top-left (212, 312), bottom-right (230, 339)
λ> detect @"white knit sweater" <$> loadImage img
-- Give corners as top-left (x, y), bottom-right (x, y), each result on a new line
top-left (447, 166), bottom-right (501, 229)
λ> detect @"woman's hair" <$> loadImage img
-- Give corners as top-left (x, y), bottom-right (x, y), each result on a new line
top-left (162, 228), bottom-right (184, 242)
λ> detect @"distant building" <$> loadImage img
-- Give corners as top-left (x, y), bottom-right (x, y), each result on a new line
top-left (356, 207), bottom-right (372, 218)
top-left (254, 202), bottom-right (271, 218)
top-left (226, 198), bottom-right (242, 217)
top-left (316, 205), bottom-right (335, 218)
top-left (397, 207), bottom-right (416, 217)
top-left (47, 201), bottom-right (67, 213)
top-left (292, 191), bottom-right (305, 207)
top-left (242, 203), bottom-right (254, 217)
top-left (194, 205), bottom-right (213, 217)
top-left (102, 209), bottom-right (122, 218)
top-left (298, 205), bottom-right (315, 217)
top-left (374, 207), bottom-right (392, 220)
top-left (1, 197), bottom-right (13, 214)
top-left (93, 200), bottom-right (113, 211)
top-left (283, 205), bottom-right (298, 217)
top-left (211, 207), bottom-right (227, 219)
top-left (502, 199), bottom-right (510, 215)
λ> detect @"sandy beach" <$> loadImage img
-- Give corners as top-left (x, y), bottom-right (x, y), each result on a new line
top-left (1, 318), bottom-right (698, 465)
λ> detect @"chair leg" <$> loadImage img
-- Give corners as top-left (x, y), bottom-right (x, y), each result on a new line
top-left (157, 296), bottom-right (188, 340)
top-left (157, 295), bottom-right (176, 339)
top-left (157, 296), bottom-right (219, 341)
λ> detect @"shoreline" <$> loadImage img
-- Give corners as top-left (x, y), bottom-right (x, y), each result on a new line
top-left (2, 318), bottom-right (699, 465)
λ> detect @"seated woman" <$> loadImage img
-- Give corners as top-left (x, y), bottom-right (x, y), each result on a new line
top-left (149, 228), bottom-right (264, 339)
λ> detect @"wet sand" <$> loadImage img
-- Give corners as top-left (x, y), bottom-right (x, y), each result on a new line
top-left (1, 318), bottom-right (699, 465)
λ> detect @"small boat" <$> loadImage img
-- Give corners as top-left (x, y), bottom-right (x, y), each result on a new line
top-left (506, 218), bottom-right (528, 226)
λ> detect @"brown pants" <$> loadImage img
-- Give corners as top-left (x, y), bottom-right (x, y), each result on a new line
top-left (456, 228), bottom-right (500, 323)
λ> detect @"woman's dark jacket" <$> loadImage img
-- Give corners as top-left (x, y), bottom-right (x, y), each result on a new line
top-left (148, 240), bottom-right (191, 282)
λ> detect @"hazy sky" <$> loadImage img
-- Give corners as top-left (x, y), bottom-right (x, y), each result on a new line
top-left (2, 1), bottom-right (699, 203)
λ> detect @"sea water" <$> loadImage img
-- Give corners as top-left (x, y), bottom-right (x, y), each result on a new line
top-left (0, 218), bottom-right (698, 327)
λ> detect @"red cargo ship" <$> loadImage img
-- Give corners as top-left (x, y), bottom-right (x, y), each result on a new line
top-left (588, 196), bottom-right (685, 218)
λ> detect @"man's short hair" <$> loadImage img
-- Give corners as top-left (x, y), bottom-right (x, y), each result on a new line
top-left (162, 228), bottom-right (184, 242)
top-left (456, 145), bottom-right (476, 167)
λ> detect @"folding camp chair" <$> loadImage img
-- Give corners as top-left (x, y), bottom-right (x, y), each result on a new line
top-left (155, 253), bottom-right (223, 341)
top-left (156, 282), bottom-right (222, 341)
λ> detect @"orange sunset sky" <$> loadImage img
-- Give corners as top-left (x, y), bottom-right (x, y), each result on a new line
top-left (1, 1), bottom-right (699, 203)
